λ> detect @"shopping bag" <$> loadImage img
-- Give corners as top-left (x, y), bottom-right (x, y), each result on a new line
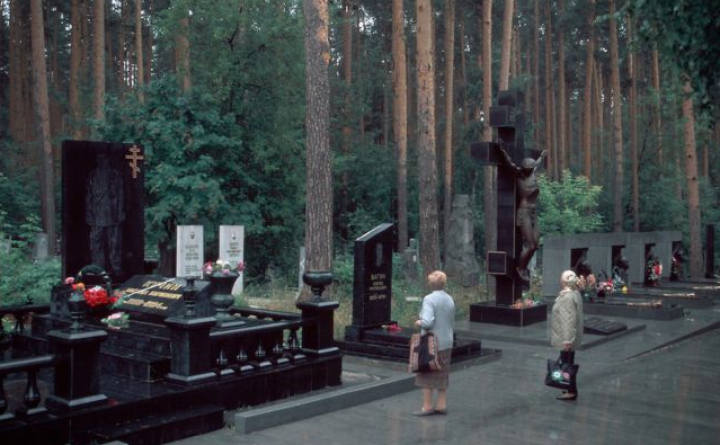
top-left (544, 356), bottom-right (579, 390)
top-left (409, 332), bottom-right (442, 373)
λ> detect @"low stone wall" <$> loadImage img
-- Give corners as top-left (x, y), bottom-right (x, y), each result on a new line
top-left (541, 231), bottom-right (682, 297)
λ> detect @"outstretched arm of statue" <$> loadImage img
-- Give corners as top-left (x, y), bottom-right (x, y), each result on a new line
top-left (496, 141), bottom-right (518, 171)
top-left (535, 150), bottom-right (548, 168)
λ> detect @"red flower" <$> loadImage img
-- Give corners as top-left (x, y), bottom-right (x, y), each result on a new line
top-left (83, 286), bottom-right (110, 308)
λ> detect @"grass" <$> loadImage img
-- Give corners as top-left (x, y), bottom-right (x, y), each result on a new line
top-left (238, 275), bottom-right (501, 340)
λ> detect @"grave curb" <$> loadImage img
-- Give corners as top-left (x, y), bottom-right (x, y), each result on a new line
top-left (230, 372), bottom-right (415, 434)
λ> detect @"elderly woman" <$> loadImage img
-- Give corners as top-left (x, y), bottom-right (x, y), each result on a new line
top-left (413, 270), bottom-right (455, 416)
top-left (550, 269), bottom-right (584, 401)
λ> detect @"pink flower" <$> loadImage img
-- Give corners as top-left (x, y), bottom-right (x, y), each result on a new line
top-left (64, 277), bottom-right (75, 285)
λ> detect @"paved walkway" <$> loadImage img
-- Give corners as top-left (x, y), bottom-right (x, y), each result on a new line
top-left (169, 301), bottom-right (720, 445)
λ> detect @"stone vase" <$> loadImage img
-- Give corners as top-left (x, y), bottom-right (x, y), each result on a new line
top-left (209, 273), bottom-right (238, 322)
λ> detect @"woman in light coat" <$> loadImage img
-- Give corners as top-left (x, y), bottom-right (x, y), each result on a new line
top-left (550, 269), bottom-right (584, 401)
top-left (412, 270), bottom-right (455, 416)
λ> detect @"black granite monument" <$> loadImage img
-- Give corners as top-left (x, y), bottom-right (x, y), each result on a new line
top-left (468, 89), bottom-right (547, 326)
top-left (344, 223), bottom-right (394, 340)
top-left (62, 141), bottom-right (145, 284)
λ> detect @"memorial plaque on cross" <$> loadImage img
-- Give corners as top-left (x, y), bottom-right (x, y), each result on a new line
top-left (470, 90), bottom-right (543, 306)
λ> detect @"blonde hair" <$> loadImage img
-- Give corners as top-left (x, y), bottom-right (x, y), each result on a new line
top-left (427, 270), bottom-right (447, 290)
top-left (561, 270), bottom-right (579, 289)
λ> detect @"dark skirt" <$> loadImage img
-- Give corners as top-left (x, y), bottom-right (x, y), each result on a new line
top-left (415, 348), bottom-right (452, 390)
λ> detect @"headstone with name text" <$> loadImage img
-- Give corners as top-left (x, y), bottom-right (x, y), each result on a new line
top-left (219, 225), bottom-right (245, 294)
top-left (176, 225), bottom-right (204, 278)
top-left (116, 275), bottom-right (214, 323)
top-left (345, 223), bottom-right (394, 340)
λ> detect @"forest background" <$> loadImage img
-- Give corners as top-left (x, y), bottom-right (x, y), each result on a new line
top-left (1, 0), bottom-right (720, 311)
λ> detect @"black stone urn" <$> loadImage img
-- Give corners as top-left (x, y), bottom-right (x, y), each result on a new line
top-left (302, 271), bottom-right (333, 300)
top-left (209, 273), bottom-right (238, 323)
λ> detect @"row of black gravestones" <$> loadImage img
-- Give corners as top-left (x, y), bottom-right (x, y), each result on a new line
top-left (469, 89), bottom-right (547, 327)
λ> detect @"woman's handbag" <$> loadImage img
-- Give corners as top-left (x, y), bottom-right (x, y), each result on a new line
top-left (544, 356), bottom-right (579, 390)
top-left (408, 331), bottom-right (442, 373)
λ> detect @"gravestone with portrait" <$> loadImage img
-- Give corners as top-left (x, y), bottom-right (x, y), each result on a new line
top-left (219, 225), bottom-right (245, 295)
top-left (61, 141), bottom-right (145, 284)
top-left (176, 225), bottom-right (204, 278)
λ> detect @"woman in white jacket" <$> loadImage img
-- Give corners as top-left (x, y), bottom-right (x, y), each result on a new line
top-left (550, 269), bottom-right (584, 401)
top-left (413, 270), bottom-right (455, 416)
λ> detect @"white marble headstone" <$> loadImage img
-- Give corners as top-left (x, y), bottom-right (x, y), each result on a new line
top-left (176, 225), bottom-right (204, 277)
top-left (219, 225), bottom-right (244, 294)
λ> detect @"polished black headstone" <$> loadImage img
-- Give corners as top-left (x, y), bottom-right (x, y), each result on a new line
top-left (116, 275), bottom-right (214, 323)
top-left (61, 141), bottom-right (145, 284)
top-left (347, 223), bottom-right (394, 335)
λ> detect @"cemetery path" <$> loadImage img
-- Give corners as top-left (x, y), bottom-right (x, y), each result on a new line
top-left (169, 306), bottom-right (720, 445)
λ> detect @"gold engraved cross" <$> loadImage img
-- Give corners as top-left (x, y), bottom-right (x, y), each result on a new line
top-left (125, 145), bottom-right (144, 179)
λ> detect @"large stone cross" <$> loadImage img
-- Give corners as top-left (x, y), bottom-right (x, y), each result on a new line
top-left (470, 89), bottom-right (539, 306)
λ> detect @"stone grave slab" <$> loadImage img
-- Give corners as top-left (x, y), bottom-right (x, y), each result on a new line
top-left (584, 317), bottom-right (627, 336)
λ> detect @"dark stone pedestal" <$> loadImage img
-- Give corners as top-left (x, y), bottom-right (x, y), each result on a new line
top-left (296, 300), bottom-right (340, 357)
top-left (469, 302), bottom-right (547, 327)
top-left (45, 328), bottom-right (108, 410)
top-left (165, 316), bottom-right (217, 385)
top-left (339, 326), bottom-right (483, 364)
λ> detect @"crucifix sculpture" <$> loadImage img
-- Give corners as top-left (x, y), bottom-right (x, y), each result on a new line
top-left (470, 89), bottom-right (545, 308)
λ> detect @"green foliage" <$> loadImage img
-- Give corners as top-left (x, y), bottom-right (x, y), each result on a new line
top-left (0, 249), bottom-right (59, 305)
top-left (538, 171), bottom-right (605, 236)
top-left (629, 0), bottom-right (720, 112)
top-left (101, 1), bottom-right (308, 279)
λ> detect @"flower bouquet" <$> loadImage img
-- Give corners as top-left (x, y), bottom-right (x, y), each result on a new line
top-left (645, 257), bottom-right (662, 286)
top-left (101, 311), bottom-right (130, 329)
top-left (203, 259), bottom-right (245, 277)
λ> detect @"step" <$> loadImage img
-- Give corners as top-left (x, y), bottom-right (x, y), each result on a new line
top-left (89, 404), bottom-right (224, 445)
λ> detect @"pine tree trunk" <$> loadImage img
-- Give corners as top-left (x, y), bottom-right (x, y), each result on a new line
top-left (543, 1), bottom-right (555, 178)
top-left (481, 0), bottom-right (497, 281)
top-left (392, 0), bottom-right (409, 253)
top-left (30, 0), bottom-right (56, 255)
top-left (532, 0), bottom-right (541, 146)
top-left (442, 0), bottom-right (455, 263)
top-left (651, 48), bottom-right (663, 165)
top-left (69, 0), bottom-right (84, 138)
top-left (303, 0), bottom-right (333, 292)
top-left (582, 0), bottom-right (595, 178)
top-left (557, 0), bottom-right (567, 175)
top-left (682, 81), bottom-right (703, 278)
top-left (628, 16), bottom-right (639, 231)
top-left (93, 0), bottom-right (105, 124)
top-left (135, 0), bottom-right (145, 103)
top-left (339, 0), bottom-right (353, 241)
top-left (594, 63), bottom-right (604, 182)
top-left (416, 0), bottom-right (440, 275)
top-left (176, 8), bottom-right (191, 93)
top-left (498, 0), bottom-right (513, 90)
top-left (609, 0), bottom-right (624, 232)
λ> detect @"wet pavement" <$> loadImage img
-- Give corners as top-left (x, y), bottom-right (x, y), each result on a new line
top-left (167, 300), bottom-right (720, 445)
